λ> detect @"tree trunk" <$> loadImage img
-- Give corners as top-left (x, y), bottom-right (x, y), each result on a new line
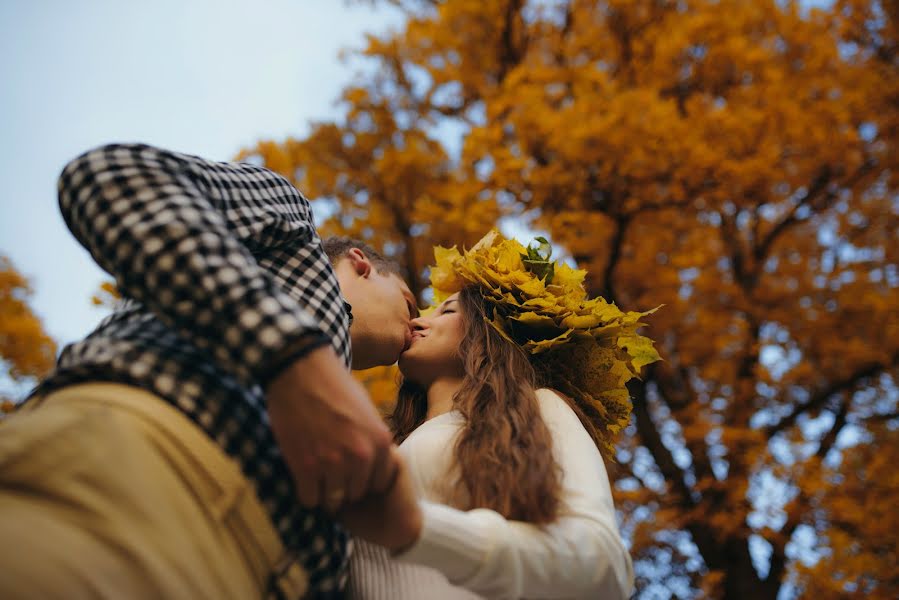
top-left (722, 538), bottom-right (780, 600)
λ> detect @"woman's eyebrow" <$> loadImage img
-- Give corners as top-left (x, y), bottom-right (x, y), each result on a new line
top-left (441, 298), bottom-right (459, 310)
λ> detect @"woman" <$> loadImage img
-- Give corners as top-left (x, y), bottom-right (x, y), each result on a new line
top-left (347, 231), bottom-right (658, 599)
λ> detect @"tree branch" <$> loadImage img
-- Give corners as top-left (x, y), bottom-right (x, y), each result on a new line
top-left (653, 363), bottom-right (716, 483)
top-left (815, 396), bottom-right (851, 459)
top-left (767, 468), bottom-right (823, 591)
top-left (767, 364), bottom-right (889, 588)
top-left (601, 215), bottom-right (631, 304)
top-left (863, 410), bottom-right (899, 423)
top-left (755, 161), bottom-right (874, 264)
top-left (766, 502), bottom-right (802, 593)
top-left (766, 351), bottom-right (898, 436)
top-left (720, 213), bottom-right (750, 289)
top-left (495, 0), bottom-right (527, 83)
top-left (627, 197), bottom-right (692, 215)
top-left (754, 167), bottom-right (832, 262)
top-left (632, 376), bottom-right (734, 571)
top-left (631, 378), bottom-right (694, 504)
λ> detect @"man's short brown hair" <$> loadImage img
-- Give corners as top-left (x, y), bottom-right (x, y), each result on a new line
top-left (321, 236), bottom-right (401, 276)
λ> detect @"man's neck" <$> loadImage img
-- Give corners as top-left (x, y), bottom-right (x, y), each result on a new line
top-left (426, 377), bottom-right (464, 420)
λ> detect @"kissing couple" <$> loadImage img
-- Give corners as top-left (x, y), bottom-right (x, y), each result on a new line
top-left (0, 143), bottom-right (657, 599)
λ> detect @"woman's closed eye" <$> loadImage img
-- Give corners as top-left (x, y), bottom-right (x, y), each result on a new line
top-left (439, 298), bottom-right (459, 315)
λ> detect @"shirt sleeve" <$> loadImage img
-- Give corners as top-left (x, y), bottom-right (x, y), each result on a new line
top-left (395, 389), bottom-right (635, 599)
top-left (58, 142), bottom-right (334, 384)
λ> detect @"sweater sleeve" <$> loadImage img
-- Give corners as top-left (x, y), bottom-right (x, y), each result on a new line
top-left (395, 389), bottom-right (635, 599)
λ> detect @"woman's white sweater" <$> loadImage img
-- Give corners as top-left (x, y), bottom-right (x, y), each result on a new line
top-left (347, 389), bottom-right (635, 599)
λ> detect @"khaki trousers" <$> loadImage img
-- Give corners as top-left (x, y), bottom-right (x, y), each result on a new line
top-left (0, 383), bottom-right (308, 599)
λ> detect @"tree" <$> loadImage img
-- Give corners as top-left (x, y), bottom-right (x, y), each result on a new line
top-left (90, 281), bottom-right (122, 310)
top-left (0, 256), bottom-right (57, 412)
top-left (356, 364), bottom-right (402, 411)
top-left (794, 422), bottom-right (899, 597)
top-left (240, 1), bottom-right (898, 596)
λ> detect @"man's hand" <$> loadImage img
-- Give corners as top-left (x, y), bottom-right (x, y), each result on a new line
top-left (266, 345), bottom-right (397, 512)
top-left (338, 446), bottom-right (423, 553)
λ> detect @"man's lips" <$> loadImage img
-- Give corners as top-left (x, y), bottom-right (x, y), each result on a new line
top-left (403, 330), bottom-right (413, 352)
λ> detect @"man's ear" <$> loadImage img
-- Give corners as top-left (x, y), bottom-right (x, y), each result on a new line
top-left (346, 248), bottom-right (373, 278)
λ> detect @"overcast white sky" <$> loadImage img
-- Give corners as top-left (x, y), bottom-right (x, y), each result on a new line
top-left (0, 0), bottom-right (404, 347)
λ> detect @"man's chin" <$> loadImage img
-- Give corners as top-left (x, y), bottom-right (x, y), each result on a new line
top-left (371, 336), bottom-right (408, 367)
top-left (391, 339), bottom-right (412, 366)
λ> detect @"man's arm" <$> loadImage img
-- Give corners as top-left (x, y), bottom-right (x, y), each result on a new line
top-left (59, 143), bottom-right (327, 383)
top-left (59, 143), bottom-right (396, 506)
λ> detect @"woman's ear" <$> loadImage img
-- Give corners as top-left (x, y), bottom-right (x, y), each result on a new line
top-left (346, 247), bottom-right (373, 278)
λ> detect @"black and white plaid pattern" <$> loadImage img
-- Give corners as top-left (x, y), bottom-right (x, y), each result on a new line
top-left (39, 143), bottom-right (353, 597)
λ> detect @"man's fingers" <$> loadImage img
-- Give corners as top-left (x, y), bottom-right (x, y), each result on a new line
top-left (321, 465), bottom-right (347, 514)
top-left (295, 462), bottom-right (322, 509)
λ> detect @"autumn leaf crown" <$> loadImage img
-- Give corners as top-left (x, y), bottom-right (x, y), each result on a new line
top-left (429, 229), bottom-right (661, 455)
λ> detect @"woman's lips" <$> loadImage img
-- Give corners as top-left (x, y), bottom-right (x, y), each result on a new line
top-left (405, 332), bottom-right (425, 349)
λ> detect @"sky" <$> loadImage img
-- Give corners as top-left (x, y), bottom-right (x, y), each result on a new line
top-left (0, 0), bottom-right (405, 348)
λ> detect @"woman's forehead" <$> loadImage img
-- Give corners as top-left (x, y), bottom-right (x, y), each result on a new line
top-left (419, 292), bottom-right (460, 317)
top-left (440, 293), bottom-right (460, 307)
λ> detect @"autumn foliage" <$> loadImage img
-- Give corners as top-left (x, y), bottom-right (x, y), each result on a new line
top-left (0, 256), bottom-right (56, 410)
top-left (240, 0), bottom-right (898, 597)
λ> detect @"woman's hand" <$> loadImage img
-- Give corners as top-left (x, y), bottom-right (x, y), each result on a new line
top-left (337, 446), bottom-right (423, 553)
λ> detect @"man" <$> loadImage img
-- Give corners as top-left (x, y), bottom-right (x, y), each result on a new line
top-left (0, 143), bottom-right (421, 598)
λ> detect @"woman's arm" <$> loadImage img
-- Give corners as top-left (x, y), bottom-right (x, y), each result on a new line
top-left (395, 389), bottom-right (634, 599)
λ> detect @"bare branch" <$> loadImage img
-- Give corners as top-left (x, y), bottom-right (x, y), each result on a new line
top-left (720, 213), bottom-right (750, 289)
top-left (754, 161), bottom-right (874, 263)
top-left (766, 351), bottom-right (898, 436)
top-left (627, 197), bottom-right (692, 215)
top-left (863, 411), bottom-right (899, 423)
top-left (766, 496), bottom-right (805, 589)
top-left (631, 378), bottom-right (693, 504)
top-left (495, 0), bottom-right (527, 83)
top-left (754, 167), bottom-right (832, 262)
top-left (653, 363), bottom-right (716, 483)
top-left (601, 215), bottom-right (631, 304)
top-left (632, 377), bottom-right (732, 571)
top-left (816, 396), bottom-right (851, 459)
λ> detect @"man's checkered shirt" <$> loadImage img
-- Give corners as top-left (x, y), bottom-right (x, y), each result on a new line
top-left (39, 143), bottom-right (354, 597)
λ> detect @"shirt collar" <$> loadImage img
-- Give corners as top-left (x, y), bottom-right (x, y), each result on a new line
top-left (343, 300), bottom-right (354, 325)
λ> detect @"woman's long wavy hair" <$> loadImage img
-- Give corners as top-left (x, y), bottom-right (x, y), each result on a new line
top-left (388, 286), bottom-right (562, 524)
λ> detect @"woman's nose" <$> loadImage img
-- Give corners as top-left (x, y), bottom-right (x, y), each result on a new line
top-left (409, 316), bottom-right (428, 331)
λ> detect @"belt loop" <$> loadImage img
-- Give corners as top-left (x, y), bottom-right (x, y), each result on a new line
top-left (211, 480), bottom-right (246, 522)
